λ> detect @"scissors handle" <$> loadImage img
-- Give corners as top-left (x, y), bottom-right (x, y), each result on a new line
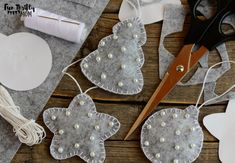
top-left (185, 0), bottom-right (235, 50)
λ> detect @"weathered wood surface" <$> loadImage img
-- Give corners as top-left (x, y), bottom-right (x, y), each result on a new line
top-left (53, 15), bottom-right (235, 104)
top-left (12, 0), bottom-right (235, 162)
top-left (13, 97), bottom-right (224, 162)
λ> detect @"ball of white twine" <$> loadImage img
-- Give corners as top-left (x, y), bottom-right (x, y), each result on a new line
top-left (0, 85), bottom-right (46, 146)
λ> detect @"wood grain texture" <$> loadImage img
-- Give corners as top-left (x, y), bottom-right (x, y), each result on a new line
top-left (13, 139), bottom-right (220, 163)
top-left (12, 0), bottom-right (235, 162)
top-left (12, 97), bottom-right (224, 162)
top-left (18, 97), bottom-right (226, 141)
top-left (52, 14), bottom-right (235, 104)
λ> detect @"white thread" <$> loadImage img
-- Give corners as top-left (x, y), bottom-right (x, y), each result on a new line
top-left (126, 0), bottom-right (142, 18)
top-left (0, 86), bottom-right (46, 146)
top-left (62, 59), bottom-right (98, 94)
top-left (23, 8), bottom-right (86, 43)
top-left (84, 86), bottom-right (98, 94)
top-left (196, 61), bottom-right (235, 110)
top-left (62, 59), bottom-right (84, 94)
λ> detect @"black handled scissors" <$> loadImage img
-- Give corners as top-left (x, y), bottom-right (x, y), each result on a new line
top-left (125, 0), bottom-right (235, 140)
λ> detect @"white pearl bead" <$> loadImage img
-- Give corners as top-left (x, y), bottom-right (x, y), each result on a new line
top-left (51, 115), bottom-right (56, 120)
top-left (100, 41), bottom-right (105, 46)
top-left (136, 58), bottom-right (141, 63)
top-left (59, 129), bottom-right (64, 135)
top-left (185, 113), bottom-right (190, 119)
top-left (58, 147), bottom-right (63, 153)
top-left (190, 144), bottom-right (196, 148)
top-left (83, 63), bottom-right (88, 68)
top-left (133, 79), bottom-right (138, 83)
top-left (121, 46), bottom-right (127, 52)
top-left (144, 141), bottom-right (149, 146)
top-left (127, 22), bottom-right (133, 28)
top-left (113, 35), bottom-right (118, 40)
top-left (160, 137), bottom-right (165, 143)
top-left (66, 111), bottom-right (71, 116)
top-left (160, 111), bottom-right (166, 116)
top-left (121, 64), bottom-right (126, 69)
top-left (173, 159), bottom-right (179, 163)
top-left (118, 81), bottom-right (124, 87)
top-left (109, 121), bottom-right (114, 127)
top-left (191, 127), bottom-right (196, 132)
top-left (96, 56), bottom-right (101, 62)
top-left (155, 153), bottom-right (161, 158)
top-left (90, 152), bottom-right (96, 157)
top-left (74, 124), bottom-right (80, 129)
top-left (88, 112), bottom-right (93, 118)
top-left (74, 143), bottom-right (80, 148)
top-left (161, 122), bottom-right (166, 127)
top-left (147, 125), bottom-right (152, 130)
top-left (133, 34), bottom-right (138, 39)
top-left (175, 129), bottom-right (181, 136)
top-left (173, 113), bottom-right (178, 119)
top-left (95, 125), bottom-right (100, 131)
top-left (79, 100), bottom-right (85, 106)
top-left (101, 73), bottom-right (107, 80)
top-left (90, 136), bottom-right (95, 141)
top-left (108, 53), bottom-right (113, 59)
top-left (175, 145), bottom-right (180, 150)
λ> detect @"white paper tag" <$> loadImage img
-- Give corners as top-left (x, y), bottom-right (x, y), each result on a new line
top-left (0, 32), bottom-right (52, 91)
top-left (203, 99), bottom-right (235, 163)
top-left (118, 0), bottom-right (181, 24)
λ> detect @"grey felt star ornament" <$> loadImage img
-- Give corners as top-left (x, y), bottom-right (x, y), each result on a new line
top-left (43, 93), bottom-right (120, 162)
top-left (81, 17), bottom-right (146, 95)
top-left (141, 106), bottom-right (203, 163)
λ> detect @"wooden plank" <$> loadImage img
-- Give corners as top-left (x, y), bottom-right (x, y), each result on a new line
top-left (104, 0), bottom-right (189, 13)
top-left (12, 1), bottom-right (234, 162)
top-left (12, 139), bottom-right (220, 163)
top-left (15, 97), bottom-right (224, 142)
top-left (11, 145), bottom-right (32, 163)
top-left (52, 14), bottom-right (235, 104)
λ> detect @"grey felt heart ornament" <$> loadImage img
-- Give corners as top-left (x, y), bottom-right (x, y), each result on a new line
top-left (81, 17), bottom-right (147, 95)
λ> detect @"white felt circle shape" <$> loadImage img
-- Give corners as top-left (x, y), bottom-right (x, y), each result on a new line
top-left (0, 32), bottom-right (52, 91)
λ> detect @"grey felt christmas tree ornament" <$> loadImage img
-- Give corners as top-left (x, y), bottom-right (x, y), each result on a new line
top-left (43, 93), bottom-right (120, 162)
top-left (141, 106), bottom-right (203, 163)
top-left (81, 17), bottom-right (146, 95)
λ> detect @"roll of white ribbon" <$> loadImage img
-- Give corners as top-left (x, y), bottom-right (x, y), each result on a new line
top-left (23, 8), bottom-right (86, 43)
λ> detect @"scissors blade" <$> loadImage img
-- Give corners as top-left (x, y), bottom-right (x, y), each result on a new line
top-left (124, 44), bottom-right (208, 140)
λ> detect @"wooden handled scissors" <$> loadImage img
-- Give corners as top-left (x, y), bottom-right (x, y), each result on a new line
top-left (124, 0), bottom-right (235, 140)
